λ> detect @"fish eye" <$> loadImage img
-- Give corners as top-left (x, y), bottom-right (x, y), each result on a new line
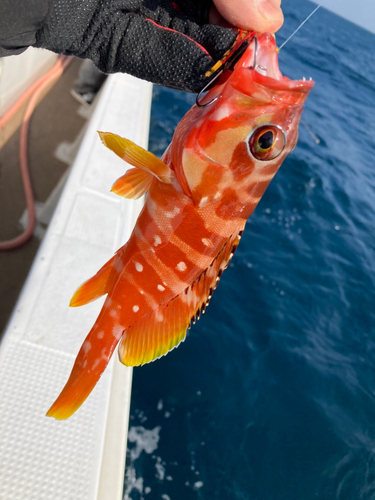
top-left (248, 124), bottom-right (286, 161)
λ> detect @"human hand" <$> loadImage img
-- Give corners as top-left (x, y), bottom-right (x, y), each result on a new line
top-left (210, 0), bottom-right (283, 33)
top-left (35, 0), bottom-right (284, 94)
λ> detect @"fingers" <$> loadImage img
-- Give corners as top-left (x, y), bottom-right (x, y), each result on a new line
top-left (211, 0), bottom-right (284, 33)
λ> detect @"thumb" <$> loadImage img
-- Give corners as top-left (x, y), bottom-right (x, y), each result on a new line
top-left (211, 0), bottom-right (284, 33)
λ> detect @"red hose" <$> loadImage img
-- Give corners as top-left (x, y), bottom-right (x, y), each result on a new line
top-left (0, 55), bottom-right (72, 251)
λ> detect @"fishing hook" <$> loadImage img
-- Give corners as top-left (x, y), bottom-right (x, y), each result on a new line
top-left (196, 35), bottom-right (258, 108)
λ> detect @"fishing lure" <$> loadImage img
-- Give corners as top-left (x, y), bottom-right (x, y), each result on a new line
top-left (47, 33), bottom-right (314, 419)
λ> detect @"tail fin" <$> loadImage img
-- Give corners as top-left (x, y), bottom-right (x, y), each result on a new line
top-left (46, 318), bottom-right (123, 420)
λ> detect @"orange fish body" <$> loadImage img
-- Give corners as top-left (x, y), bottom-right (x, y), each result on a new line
top-left (47, 33), bottom-right (314, 419)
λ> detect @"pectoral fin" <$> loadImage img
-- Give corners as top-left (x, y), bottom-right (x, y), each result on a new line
top-left (98, 132), bottom-right (173, 184)
top-left (111, 168), bottom-right (154, 199)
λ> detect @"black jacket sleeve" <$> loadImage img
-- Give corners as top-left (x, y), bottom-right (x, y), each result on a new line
top-left (0, 0), bottom-right (49, 56)
top-left (0, 0), bottom-right (239, 93)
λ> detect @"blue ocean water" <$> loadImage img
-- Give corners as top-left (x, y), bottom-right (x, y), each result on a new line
top-left (124, 1), bottom-right (375, 498)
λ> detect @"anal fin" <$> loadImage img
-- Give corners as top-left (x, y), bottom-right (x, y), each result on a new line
top-left (70, 255), bottom-right (116, 307)
top-left (118, 230), bottom-right (243, 366)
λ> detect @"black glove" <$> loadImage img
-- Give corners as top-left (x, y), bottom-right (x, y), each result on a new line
top-left (34, 0), bottom-right (239, 93)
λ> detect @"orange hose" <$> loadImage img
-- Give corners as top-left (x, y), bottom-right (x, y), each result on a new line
top-left (0, 55), bottom-right (72, 251)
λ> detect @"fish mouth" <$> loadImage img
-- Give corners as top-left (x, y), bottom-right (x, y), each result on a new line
top-left (241, 33), bottom-right (314, 92)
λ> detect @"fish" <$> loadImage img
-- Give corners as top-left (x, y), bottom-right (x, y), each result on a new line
top-left (47, 32), bottom-right (314, 420)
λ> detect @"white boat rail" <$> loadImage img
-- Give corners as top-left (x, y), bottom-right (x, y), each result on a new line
top-left (0, 73), bottom-right (152, 500)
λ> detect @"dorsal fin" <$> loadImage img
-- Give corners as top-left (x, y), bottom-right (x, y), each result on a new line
top-left (118, 230), bottom-right (243, 366)
top-left (98, 132), bottom-right (173, 184)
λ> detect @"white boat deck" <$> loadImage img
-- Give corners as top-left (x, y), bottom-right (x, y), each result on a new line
top-left (0, 73), bottom-right (152, 500)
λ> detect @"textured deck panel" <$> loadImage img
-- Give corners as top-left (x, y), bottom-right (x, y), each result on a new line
top-left (0, 341), bottom-right (107, 500)
top-left (0, 74), bottom-right (152, 500)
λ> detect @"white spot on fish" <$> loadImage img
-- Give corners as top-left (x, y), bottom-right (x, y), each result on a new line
top-left (115, 259), bottom-right (123, 272)
top-left (109, 309), bottom-right (119, 319)
top-left (92, 358), bottom-right (101, 370)
top-left (153, 235), bottom-right (162, 247)
top-left (176, 261), bottom-right (187, 272)
top-left (97, 330), bottom-right (104, 339)
top-left (135, 262), bottom-right (143, 272)
top-left (82, 341), bottom-right (91, 353)
top-left (101, 351), bottom-right (110, 362)
top-left (155, 311), bottom-right (163, 322)
top-left (112, 324), bottom-right (124, 338)
top-left (157, 284), bottom-right (165, 291)
top-left (212, 103), bottom-right (230, 121)
top-left (201, 238), bottom-right (212, 247)
top-left (133, 305), bottom-right (139, 312)
top-left (165, 206), bottom-right (180, 219)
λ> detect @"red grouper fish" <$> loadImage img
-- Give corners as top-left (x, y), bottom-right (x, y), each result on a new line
top-left (47, 33), bottom-right (314, 419)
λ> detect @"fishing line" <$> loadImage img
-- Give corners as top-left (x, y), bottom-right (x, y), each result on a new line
top-left (277, 2), bottom-right (329, 145)
top-left (300, 119), bottom-right (320, 144)
top-left (278, 1), bottom-right (328, 51)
